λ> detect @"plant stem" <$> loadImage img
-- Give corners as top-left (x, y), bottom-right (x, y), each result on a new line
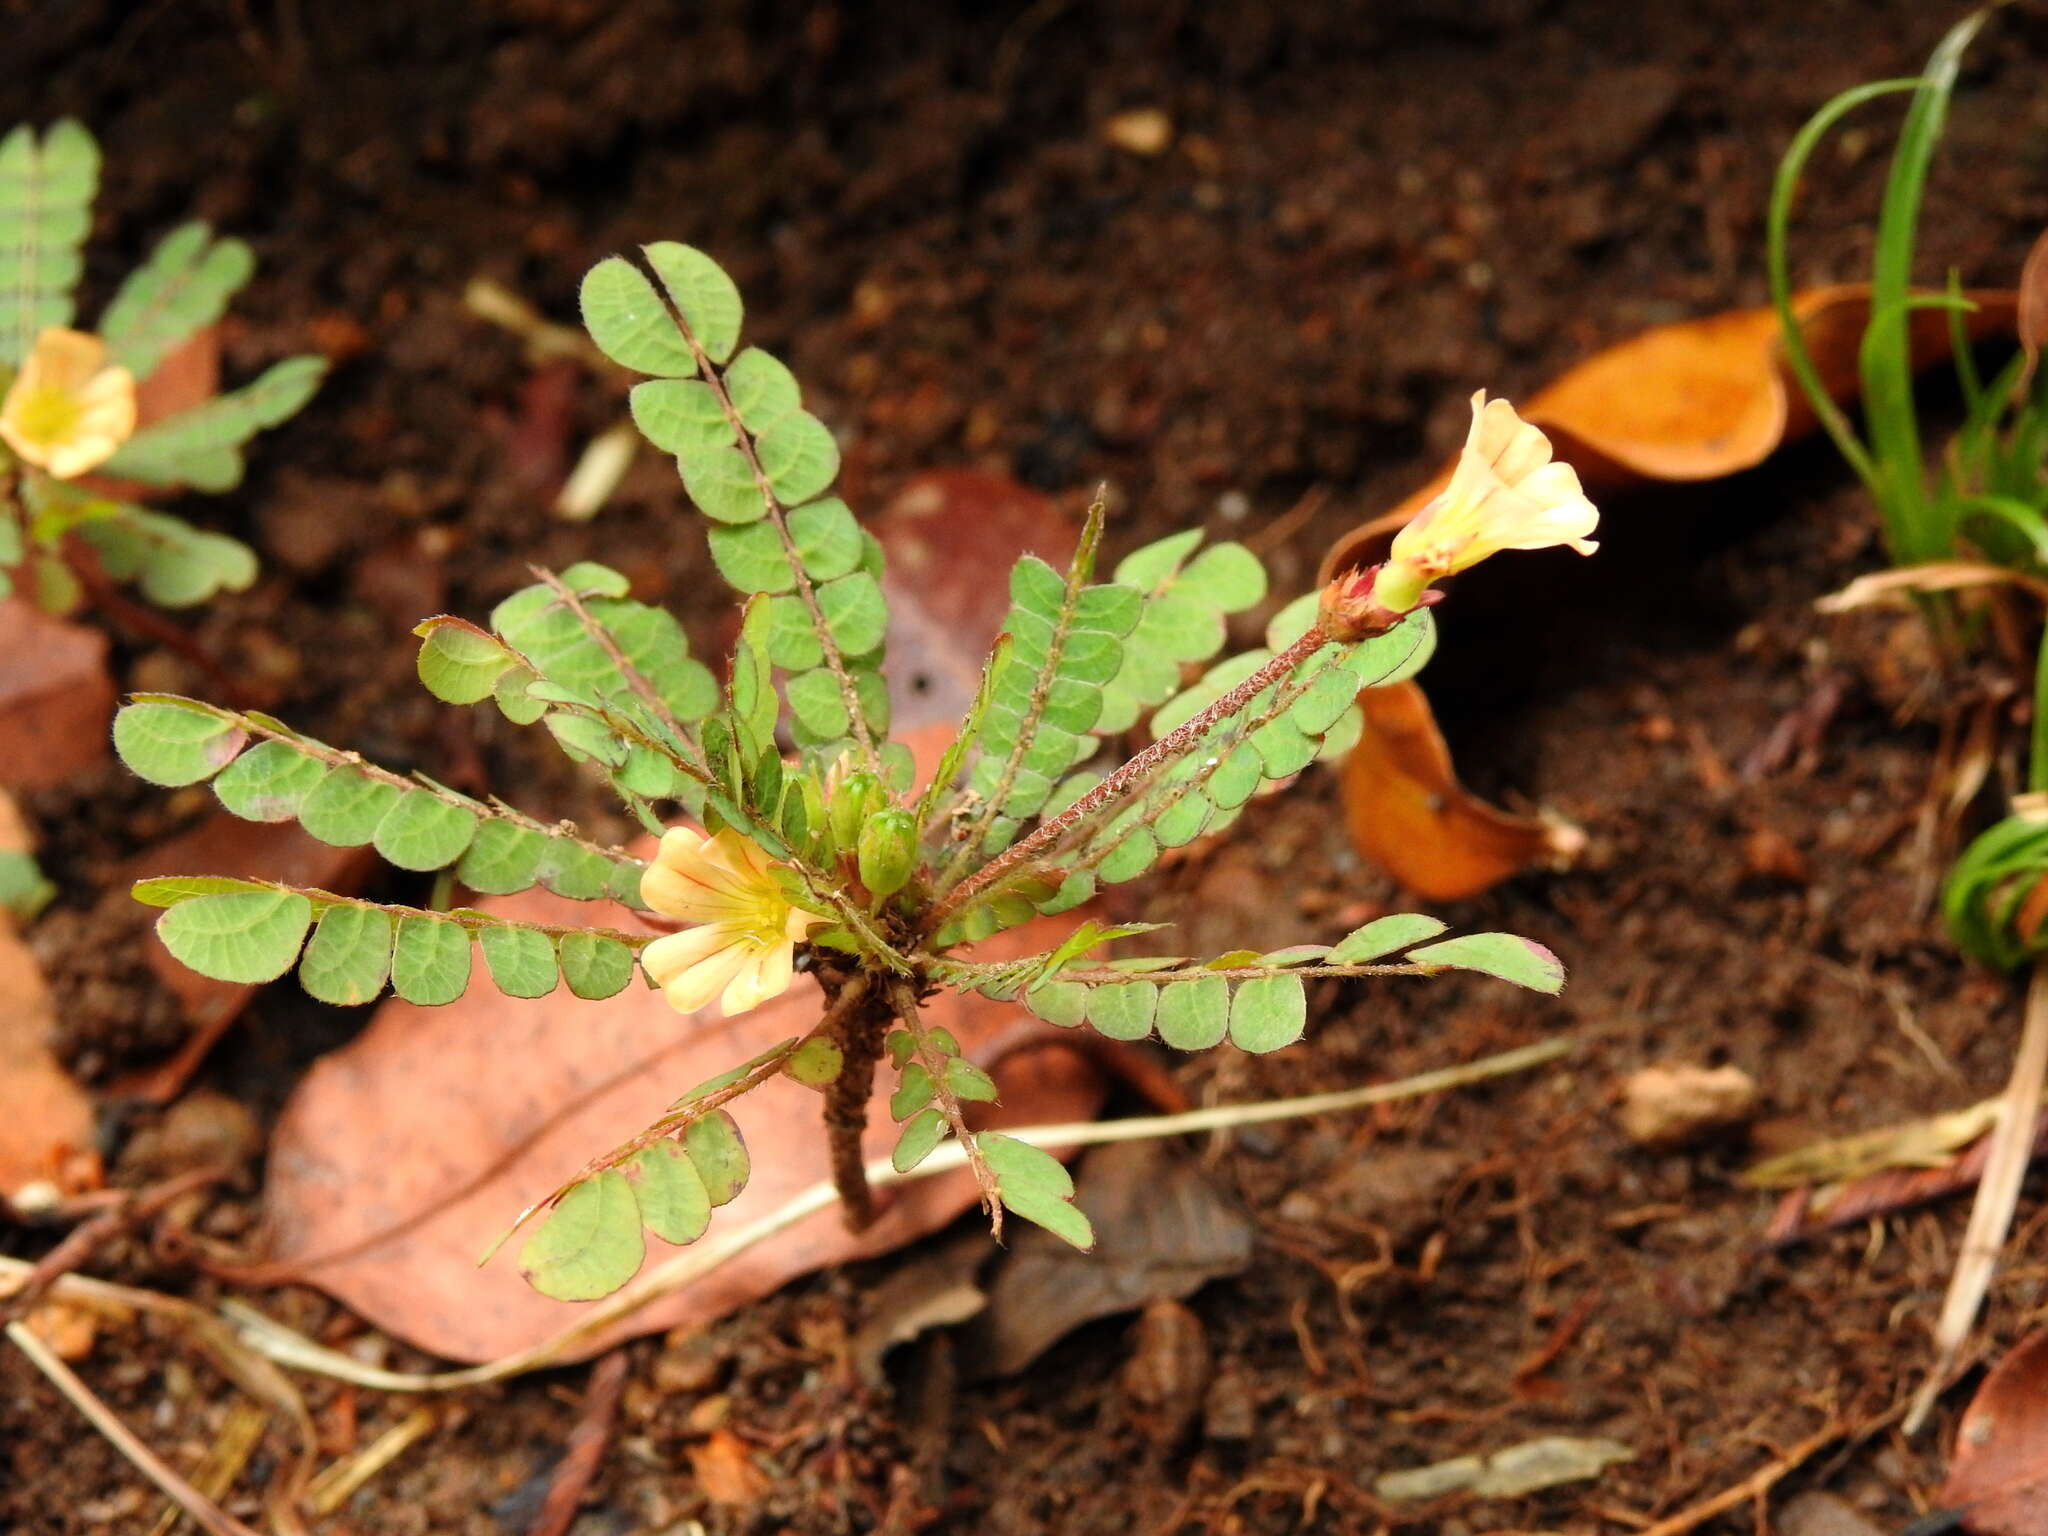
top-left (822, 976), bottom-right (883, 1228)
top-left (1904, 961), bottom-right (2048, 1433)
top-left (931, 621), bottom-right (1332, 925)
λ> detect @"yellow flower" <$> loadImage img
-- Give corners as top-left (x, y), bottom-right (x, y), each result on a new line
top-left (1372, 391), bottom-right (1599, 614)
top-left (639, 827), bottom-right (824, 1017)
top-left (0, 328), bottom-right (138, 480)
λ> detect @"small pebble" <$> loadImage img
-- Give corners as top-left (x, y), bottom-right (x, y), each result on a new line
top-left (1619, 1063), bottom-right (1757, 1148)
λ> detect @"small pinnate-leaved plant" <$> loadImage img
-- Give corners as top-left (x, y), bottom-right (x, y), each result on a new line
top-left (0, 120), bottom-right (326, 613)
top-left (115, 241), bottom-right (1594, 1301)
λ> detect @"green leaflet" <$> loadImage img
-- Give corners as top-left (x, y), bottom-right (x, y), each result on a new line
top-left (643, 241), bottom-right (743, 364)
top-left (297, 769), bottom-right (403, 847)
top-left (71, 506), bottom-right (257, 608)
top-left (723, 347), bottom-right (801, 431)
top-left (1228, 973), bottom-right (1307, 1054)
top-left (373, 790), bottom-right (479, 872)
top-left (98, 220), bottom-right (254, 380)
top-left (0, 120), bottom-right (98, 367)
top-left (390, 916), bottom-right (472, 1006)
top-left (101, 355), bottom-right (327, 492)
top-left (155, 887), bottom-right (312, 985)
top-left (298, 905), bottom-right (394, 1006)
top-left (685, 1110), bottom-right (750, 1205)
top-left (1408, 933), bottom-right (1566, 994)
top-left (1330, 914), bottom-right (1448, 963)
top-left (519, 1170), bottom-right (645, 1302)
top-left (579, 256), bottom-right (696, 376)
top-left (754, 411), bottom-right (839, 503)
top-left (1085, 980), bottom-right (1157, 1041)
top-left (114, 699), bottom-right (247, 786)
top-left (892, 1108), bottom-right (949, 1173)
top-left (414, 618), bottom-right (516, 704)
top-left (558, 931), bottom-right (636, 1000)
top-left (1096, 532), bottom-right (1270, 734)
top-left (624, 1140), bottom-right (713, 1245)
top-left (978, 1133), bottom-right (1093, 1249)
top-left (1156, 976), bottom-right (1230, 1050)
top-left (479, 923), bottom-right (558, 999)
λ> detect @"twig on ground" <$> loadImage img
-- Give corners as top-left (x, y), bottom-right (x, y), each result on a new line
top-left (1906, 963), bottom-right (2048, 1433)
top-left (6, 1318), bottom-right (264, 1536)
top-left (529, 1350), bottom-right (629, 1536)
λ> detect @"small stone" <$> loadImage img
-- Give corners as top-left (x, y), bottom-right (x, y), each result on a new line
top-left (1103, 108), bottom-right (1172, 157)
top-left (1619, 1064), bottom-right (1757, 1149)
top-left (1120, 1299), bottom-right (1212, 1449)
top-left (1777, 1491), bottom-right (1884, 1536)
top-left (1203, 1364), bottom-right (1257, 1441)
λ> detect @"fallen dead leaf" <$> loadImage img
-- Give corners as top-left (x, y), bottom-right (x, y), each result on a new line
top-left (2017, 227), bottom-right (2048, 394)
top-left (1816, 560), bottom-right (2048, 613)
top-left (0, 795), bottom-right (98, 1204)
top-left (1324, 285), bottom-right (2019, 899)
top-left (1341, 682), bottom-right (1582, 902)
top-left (112, 814), bottom-right (375, 1103)
top-left (0, 598), bottom-right (116, 790)
top-left (1940, 1328), bottom-right (2048, 1536)
top-left (877, 470), bottom-right (1078, 732)
top-left (960, 1137), bottom-right (1253, 1379)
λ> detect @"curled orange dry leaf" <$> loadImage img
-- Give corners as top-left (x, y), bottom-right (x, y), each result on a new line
top-left (1328, 283), bottom-right (2018, 899)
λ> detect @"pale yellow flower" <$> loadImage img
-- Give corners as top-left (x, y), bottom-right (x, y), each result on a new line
top-left (639, 827), bottom-right (824, 1017)
top-left (1372, 391), bottom-right (1599, 613)
top-left (0, 328), bottom-right (137, 480)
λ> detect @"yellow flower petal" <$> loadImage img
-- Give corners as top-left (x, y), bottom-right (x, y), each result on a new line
top-left (0, 327), bottom-right (137, 481)
top-left (638, 822), bottom-right (823, 1018)
top-left (1373, 391), bottom-right (1598, 612)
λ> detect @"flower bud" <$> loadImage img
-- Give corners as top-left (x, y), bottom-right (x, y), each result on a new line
top-left (827, 771), bottom-right (888, 851)
top-left (857, 808), bottom-right (919, 899)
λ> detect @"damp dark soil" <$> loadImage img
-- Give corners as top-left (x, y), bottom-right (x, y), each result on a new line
top-left (7, 2), bottom-right (2048, 1532)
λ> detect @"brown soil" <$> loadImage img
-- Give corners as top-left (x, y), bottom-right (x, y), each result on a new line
top-left (7, 2), bottom-right (2048, 1532)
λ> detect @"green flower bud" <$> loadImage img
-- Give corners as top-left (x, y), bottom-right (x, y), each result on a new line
top-left (857, 808), bottom-right (919, 899)
top-left (828, 771), bottom-right (887, 850)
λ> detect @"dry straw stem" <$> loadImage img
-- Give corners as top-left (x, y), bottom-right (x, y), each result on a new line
top-left (214, 1034), bottom-right (1571, 1393)
top-left (1905, 962), bottom-right (2048, 1433)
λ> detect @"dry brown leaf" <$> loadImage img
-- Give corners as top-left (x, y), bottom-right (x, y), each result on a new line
top-left (961, 1137), bottom-right (1253, 1379)
top-left (0, 597), bottom-right (116, 790)
top-left (258, 869), bottom-right (1109, 1363)
top-left (1323, 284), bottom-right (2019, 898)
top-left (2018, 227), bottom-right (2048, 395)
top-left (1941, 1328), bottom-right (2048, 1535)
top-left (877, 470), bottom-right (1077, 732)
top-left (1816, 561), bottom-right (2048, 614)
top-left (1341, 682), bottom-right (1581, 902)
top-left (110, 814), bottom-right (374, 1104)
top-left (0, 791), bottom-right (98, 1206)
